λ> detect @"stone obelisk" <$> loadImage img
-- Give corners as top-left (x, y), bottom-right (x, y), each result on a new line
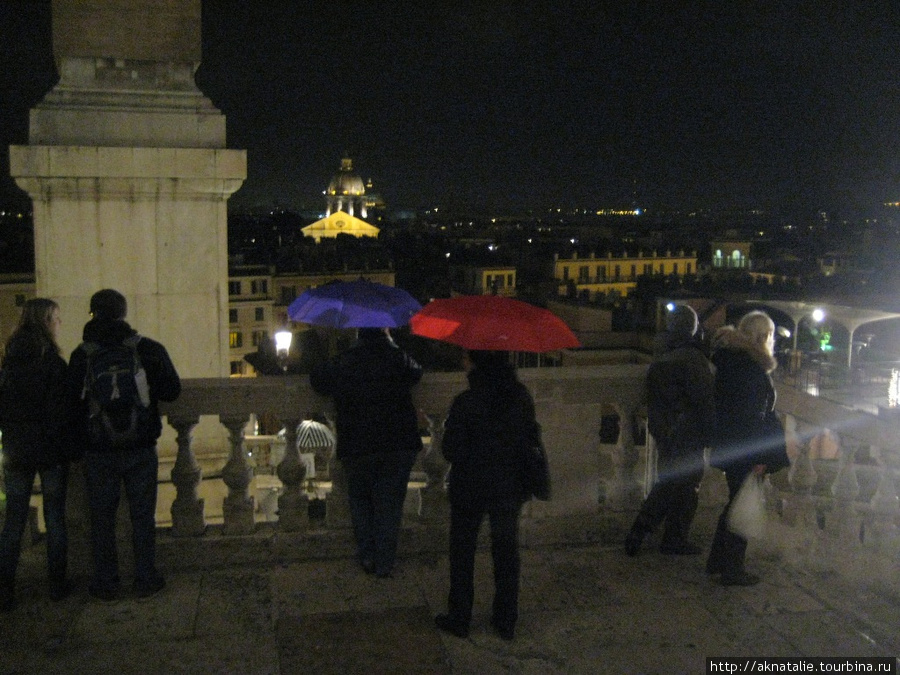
top-left (10, 0), bottom-right (245, 377)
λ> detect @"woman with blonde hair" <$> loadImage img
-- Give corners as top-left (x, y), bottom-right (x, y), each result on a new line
top-left (706, 310), bottom-right (789, 586)
top-left (0, 298), bottom-right (72, 610)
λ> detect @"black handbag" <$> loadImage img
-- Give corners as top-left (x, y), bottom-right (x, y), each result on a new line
top-left (524, 442), bottom-right (551, 501)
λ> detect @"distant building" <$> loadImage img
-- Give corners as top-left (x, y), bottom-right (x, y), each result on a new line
top-left (553, 250), bottom-right (697, 301)
top-left (325, 158), bottom-right (367, 218)
top-left (301, 211), bottom-right (380, 242)
top-left (710, 239), bottom-right (752, 270)
top-left (450, 264), bottom-right (517, 296)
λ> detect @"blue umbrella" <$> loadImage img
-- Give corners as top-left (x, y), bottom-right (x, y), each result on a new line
top-left (287, 279), bottom-right (422, 328)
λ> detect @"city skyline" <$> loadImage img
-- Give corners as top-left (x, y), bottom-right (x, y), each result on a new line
top-left (1, 2), bottom-right (899, 218)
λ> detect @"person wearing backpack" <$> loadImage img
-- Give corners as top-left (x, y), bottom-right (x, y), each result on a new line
top-left (67, 289), bottom-right (181, 601)
top-left (0, 299), bottom-right (72, 611)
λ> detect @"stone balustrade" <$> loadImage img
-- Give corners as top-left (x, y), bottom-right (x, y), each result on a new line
top-left (140, 367), bottom-right (899, 588)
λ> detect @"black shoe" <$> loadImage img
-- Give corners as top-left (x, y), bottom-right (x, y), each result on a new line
top-left (491, 619), bottom-right (515, 641)
top-left (0, 584), bottom-right (15, 612)
top-left (49, 579), bottom-right (72, 602)
top-left (89, 584), bottom-right (119, 602)
top-left (435, 614), bottom-right (469, 639)
top-left (134, 576), bottom-right (165, 599)
top-left (721, 571), bottom-right (760, 587)
top-left (624, 530), bottom-right (644, 557)
top-left (659, 541), bottom-right (702, 555)
top-left (705, 560), bottom-right (724, 575)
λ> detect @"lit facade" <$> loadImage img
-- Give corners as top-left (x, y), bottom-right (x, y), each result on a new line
top-left (554, 250), bottom-right (697, 301)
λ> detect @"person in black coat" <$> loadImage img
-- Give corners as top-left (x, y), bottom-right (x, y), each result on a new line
top-left (0, 299), bottom-right (72, 610)
top-left (68, 289), bottom-right (181, 601)
top-left (310, 327), bottom-right (423, 578)
top-left (625, 305), bottom-right (715, 556)
top-left (707, 310), bottom-right (790, 586)
top-left (435, 350), bottom-right (541, 641)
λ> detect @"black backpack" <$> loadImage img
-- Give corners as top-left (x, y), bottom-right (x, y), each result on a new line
top-left (80, 335), bottom-right (151, 450)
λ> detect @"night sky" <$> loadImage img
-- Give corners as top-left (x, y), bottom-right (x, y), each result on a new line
top-left (2, 1), bottom-right (899, 217)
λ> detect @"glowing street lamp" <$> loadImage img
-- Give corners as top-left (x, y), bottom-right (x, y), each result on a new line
top-left (274, 330), bottom-right (293, 372)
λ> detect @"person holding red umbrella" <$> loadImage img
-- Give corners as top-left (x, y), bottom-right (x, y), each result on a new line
top-left (434, 350), bottom-right (541, 641)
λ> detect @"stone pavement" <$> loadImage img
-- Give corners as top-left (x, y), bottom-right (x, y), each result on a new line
top-left (1, 540), bottom-right (898, 674)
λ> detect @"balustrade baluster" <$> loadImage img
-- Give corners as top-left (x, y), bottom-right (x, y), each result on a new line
top-left (605, 404), bottom-right (642, 509)
top-left (168, 415), bottom-right (204, 537)
top-left (420, 412), bottom-right (450, 523)
top-left (220, 415), bottom-right (255, 535)
top-left (276, 417), bottom-right (308, 532)
top-left (828, 441), bottom-right (862, 546)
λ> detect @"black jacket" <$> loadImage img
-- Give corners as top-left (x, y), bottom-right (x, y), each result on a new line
top-left (645, 332), bottom-right (715, 456)
top-left (67, 318), bottom-right (181, 450)
top-left (441, 362), bottom-right (540, 506)
top-left (310, 332), bottom-right (423, 460)
top-left (709, 327), bottom-right (789, 475)
top-left (0, 329), bottom-right (70, 469)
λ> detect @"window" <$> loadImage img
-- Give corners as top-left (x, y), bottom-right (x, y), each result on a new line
top-left (229, 309), bottom-right (238, 324)
top-left (630, 264), bottom-right (636, 279)
top-left (686, 263), bottom-right (693, 274)
top-left (229, 331), bottom-right (243, 348)
top-left (251, 279), bottom-right (268, 295)
top-left (230, 361), bottom-right (244, 376)
top-left (579, 266), bottom-right (589, 282)
top-left (507, 274), bottom-right (513, 286)
top-left (255, 307), bottom-right (264, 322)
top-left (643, 264), bottom-right (652, 275)
top-left (596, 266), bottom-right (605, 281)
top-left (228, 281), bottom-right (241, 296)
top-left (673, 263), bottom-right (679, 274)
top-left (252, 330), bottom-right (269, 347)
top-left (281, 286), bottom-right (296, 304)
top-left (562, 267), bottom-right (569, 281)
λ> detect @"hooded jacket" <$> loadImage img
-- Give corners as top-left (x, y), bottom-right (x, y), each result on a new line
top-left (709, 326), bottom-right (788, 474)
top-left (0, 327), bottom-right (70, 469)
top-left (441, 361), bottom-right (540, 506)
top-left (645, 330), bottom-right (715, 456)
top-left (67, 318), bottom-right (181, 451)
top-left (310, 331), bottom-right (423, 459)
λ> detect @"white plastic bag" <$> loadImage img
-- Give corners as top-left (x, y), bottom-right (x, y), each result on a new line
top-left (727, 474), bottom-right (765, 539)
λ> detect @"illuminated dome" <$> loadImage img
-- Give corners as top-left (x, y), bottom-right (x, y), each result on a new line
top-left (325, 158), bottom-right (367, 218)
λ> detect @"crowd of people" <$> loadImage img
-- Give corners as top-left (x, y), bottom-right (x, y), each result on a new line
top-left (0, 294), bottom-right (787, 643)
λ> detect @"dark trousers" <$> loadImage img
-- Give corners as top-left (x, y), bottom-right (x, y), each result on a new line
top-left (630, 450), bottom-right (703, 546)
top-left (447, 498), bottom-right (522, 631)
top-left (84, 445), bottom-right (160, 590)
top-left (707, 467), bottom-right (751, 576)
top-left (0, 463), bottom-right (68, 587)
top-left (342, 450), bottom-right (416, 576)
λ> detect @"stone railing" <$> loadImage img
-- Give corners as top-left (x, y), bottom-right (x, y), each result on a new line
top-left (768, 383), bottom-right (900, 586)
top-left (156, 366), bottom-right (650, 545)
top-left (131, 367), bottom-right (898, 587)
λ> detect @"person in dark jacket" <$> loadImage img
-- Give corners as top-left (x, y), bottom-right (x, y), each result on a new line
top-left (706, 310), bottom-right (790, 586)
top-left (0, 299), bottom-right (71, 611)
top-left (625, 304), bottom-right (715, 556)
top-left (310, 327), bottom-right (423, 578)
top-left (435, 350), bottom-right (540, 641)
top-left (67, 289), bottom-right (181, 601)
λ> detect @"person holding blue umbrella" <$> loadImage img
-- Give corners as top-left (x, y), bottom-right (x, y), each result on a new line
top-left (310, 327), bottom-right (423, 578)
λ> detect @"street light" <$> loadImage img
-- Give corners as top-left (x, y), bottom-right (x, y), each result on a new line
top-left (274, 330), bottom-right (293, 372)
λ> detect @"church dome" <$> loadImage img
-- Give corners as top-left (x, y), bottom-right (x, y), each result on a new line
top-left (326, 158), bottom-right (366, 197)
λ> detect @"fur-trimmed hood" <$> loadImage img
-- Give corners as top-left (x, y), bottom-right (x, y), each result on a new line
top-left (711, 325), bottom-right (777, 374)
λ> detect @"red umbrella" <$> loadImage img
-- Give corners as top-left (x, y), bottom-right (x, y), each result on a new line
top-left (410, 295), bottom-right (581, 352)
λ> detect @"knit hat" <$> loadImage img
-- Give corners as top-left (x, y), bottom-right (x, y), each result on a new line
top-left (666, 305), bottom-right (698, 337)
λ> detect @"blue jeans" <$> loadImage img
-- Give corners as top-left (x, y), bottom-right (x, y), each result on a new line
top-left (0, 463), bottom-right (69, 586)
top-left (84, 446), bottom-right (160, 590)
top-left (341, 450), bottom-right (416, 576)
